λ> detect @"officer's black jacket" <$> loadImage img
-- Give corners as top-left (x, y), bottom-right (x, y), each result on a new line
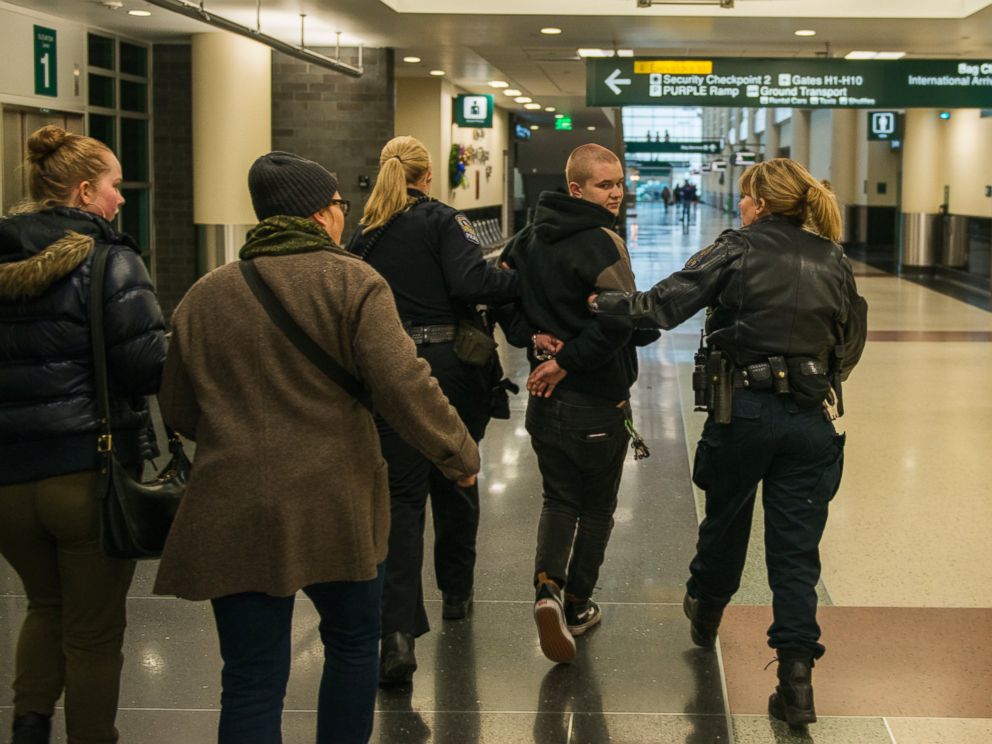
top-left (346, 190), bottom-right (517, 326)
top-left (0, 207), bottom-right (166, 484)
top-left (596, 214), bottom-right (868, 379)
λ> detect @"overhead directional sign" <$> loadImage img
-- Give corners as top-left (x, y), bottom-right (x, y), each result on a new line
top-left (626, 140), bottom-right (722, 154)
top-left (587, 57), bottom-right (992, 108)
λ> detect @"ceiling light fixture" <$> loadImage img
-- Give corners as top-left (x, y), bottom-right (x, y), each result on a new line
top-left (794, 29), bottom-right (816, 37)
top-left (489, 80), bottom-right (509, 88)
top-left (429, 69), bottom-right (445, 76)
top-left (128, 9), bottom-right (152, 16)
top-left (578, 49), bottom-right (615, 58)
top-left (402, 56), bottom-right (421, 63)
top-left (616, 49), bottom-right (634, 57)
top-left (524, 102), bottom-right (542, 110)
top-left (637, 0), bottom-right (734, 7)
top-left (587, 125), bottom-right (597, 131)
top-left (530, 125), bottom-right (540, 130)
top-left (540, 27), bottom-right (562, 35)
top-left (554, 113), bottom-right (565, 119)
top-left (514, 96), bottom-right (533, 103)
top-left (846, 51), bottom-right (906, 60)
top-left (503, 89), bottom-right (522, 96)
top-left (545, 106), bottom-right (556, 112)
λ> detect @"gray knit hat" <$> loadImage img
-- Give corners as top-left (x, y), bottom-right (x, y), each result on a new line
top-left (248, 151), bottom-right (339, 221)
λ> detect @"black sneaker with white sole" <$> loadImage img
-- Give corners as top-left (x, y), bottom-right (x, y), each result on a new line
top-left (564, 598), bottom-right (602, 636)
top-left (533, 579), bottom-right (576, 664)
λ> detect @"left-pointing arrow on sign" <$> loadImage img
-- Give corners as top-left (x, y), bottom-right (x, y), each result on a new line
top-left (605, 68), bottom-right (632, 95)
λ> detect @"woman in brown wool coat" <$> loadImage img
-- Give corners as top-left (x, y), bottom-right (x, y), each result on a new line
top-left (153, 151), bottom-right (479, 744)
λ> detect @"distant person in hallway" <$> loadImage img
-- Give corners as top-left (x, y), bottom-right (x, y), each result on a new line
top-left (154, 151), bottom-right (479, 744)
top-left (591, 158), bottom-right (868, 727)
top-left (500, 143), bottom-right (659, 664)
top-left (0, 125), bottom-right (167, 744)
top-left (346, 135), bottom-right (517, 688)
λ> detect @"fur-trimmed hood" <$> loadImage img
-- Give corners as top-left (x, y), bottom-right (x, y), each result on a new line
top-left (0, 230), bottom-right (94, 300)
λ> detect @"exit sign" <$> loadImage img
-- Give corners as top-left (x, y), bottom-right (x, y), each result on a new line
top-left (554, 116), bottom-right (573, 131)
top-left (34, 25), bottom-right (57, 97)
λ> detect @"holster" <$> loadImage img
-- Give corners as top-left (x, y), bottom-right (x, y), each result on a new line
top-left (707, 350), bottom-right (732, 424)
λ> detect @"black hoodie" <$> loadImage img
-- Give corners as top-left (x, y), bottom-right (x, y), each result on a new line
top-left (501, 191), bottom-right (657, 402)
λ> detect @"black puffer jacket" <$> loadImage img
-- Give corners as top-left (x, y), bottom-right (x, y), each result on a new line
top-left (595, 214), bottom-right (868, 379)
top-left (0, 207), bottom-right (167, 485)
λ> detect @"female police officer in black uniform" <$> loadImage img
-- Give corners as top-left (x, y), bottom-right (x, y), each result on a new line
top-left (591, 158), bottom-right (867, 727)
top-left (348, 136), bottom-right (517, 687)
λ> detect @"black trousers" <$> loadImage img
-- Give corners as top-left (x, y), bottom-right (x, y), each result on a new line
top-left (379, 342), bottom-right (490, 638)
top-left (687, 390), bottom-right (845, 658)
top-left (526, 391), bottom-right (630, 601)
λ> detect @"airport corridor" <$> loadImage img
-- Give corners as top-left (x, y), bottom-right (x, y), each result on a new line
top-left (2, 203), bottom-right (990, 743)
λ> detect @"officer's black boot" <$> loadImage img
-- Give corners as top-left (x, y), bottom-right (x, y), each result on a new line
top-left (682, 591), bottom-right (724, 648)
top-left (768, 652), bottom-right (817, 726)
top-left (379, 632), bottom-right (417, 688)
top-left (11, 712), bottom-right (52, 744)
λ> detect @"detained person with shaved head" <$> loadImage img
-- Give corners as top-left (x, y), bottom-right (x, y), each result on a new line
top-left (499, 144), bottom-right (659, 664)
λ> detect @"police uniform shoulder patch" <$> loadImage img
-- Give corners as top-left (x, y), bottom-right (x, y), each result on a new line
top-left (455, 213), bottom-right (481, 245)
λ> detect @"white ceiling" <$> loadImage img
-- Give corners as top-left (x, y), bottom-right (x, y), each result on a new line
top-left (8, 0), bottom-right (992, 128)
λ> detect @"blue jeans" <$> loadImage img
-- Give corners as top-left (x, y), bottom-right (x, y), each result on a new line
top-left (210, 565), bottom-right (385, 744)
top-left (687, 390), bottom-right (845, 657)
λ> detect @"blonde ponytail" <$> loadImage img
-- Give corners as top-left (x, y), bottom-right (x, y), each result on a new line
top-left (360, 136), bottom-right (432, 233)
top-left (737, 158), bottom-right (842, 242)
top-left (803, 180), bottom-right (842, 243)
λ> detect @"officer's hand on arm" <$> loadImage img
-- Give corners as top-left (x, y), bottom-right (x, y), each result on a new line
top-left (456, 473), bottom-right (478, 488)
top-left (527, 359), bottom-right (567, 398)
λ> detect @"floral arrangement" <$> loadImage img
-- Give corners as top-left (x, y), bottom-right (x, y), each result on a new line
top-left (449, 144), bottom-right (468, 188)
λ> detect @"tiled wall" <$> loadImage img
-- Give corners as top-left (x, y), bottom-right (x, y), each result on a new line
top-left (151, 44), bottom-right (196, 323)
top-left (271, 47), bottom-right (395, 240)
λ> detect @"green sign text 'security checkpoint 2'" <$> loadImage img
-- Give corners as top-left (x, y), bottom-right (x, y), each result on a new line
top-left (586, 58), bottom-right (992, 109)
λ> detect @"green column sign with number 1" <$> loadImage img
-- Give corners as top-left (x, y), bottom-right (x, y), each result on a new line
top-left (34, 25), bottom-right (57, 97)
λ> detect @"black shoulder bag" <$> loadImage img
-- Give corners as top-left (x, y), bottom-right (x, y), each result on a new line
top-left (239, 260), bottom-right (373, 412)
top-left (89, 243), bottom-right (190, 560)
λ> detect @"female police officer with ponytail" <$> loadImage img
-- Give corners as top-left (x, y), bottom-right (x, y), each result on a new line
top-left (347, 136), bottom-right (517, 688)
top-left (591, 158), bottom-right (867, 728)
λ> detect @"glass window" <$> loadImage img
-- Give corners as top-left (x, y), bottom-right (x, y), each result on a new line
top-left (88, 34), bottom-right (115, 70)
top-left (120, 188), bottom-right (150, 254)
top-left (121, 118), bottom-right (149, 182)
top-left (120, 80), bottom-right (147, 113)
top-left (89, 114), bottom-right (115, 150)
top-left (119, 42), bottom-right (148, 77)
top-left (89, 74), bottom-right (115, 108)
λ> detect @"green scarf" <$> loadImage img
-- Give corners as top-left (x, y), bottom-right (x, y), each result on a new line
top-left (239, 215), bottom-right (340, 260)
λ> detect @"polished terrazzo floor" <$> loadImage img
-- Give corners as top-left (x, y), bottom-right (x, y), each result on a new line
top-left (2, 202), bottom-right (990, 743)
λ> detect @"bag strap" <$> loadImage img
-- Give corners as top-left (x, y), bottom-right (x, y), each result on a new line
top-left (238, 259), bottom-right (373, 412)
top-left (88, 242), bottom-right (114, 452)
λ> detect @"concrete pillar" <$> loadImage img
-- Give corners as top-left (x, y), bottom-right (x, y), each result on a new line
top-left (192, 33), bottom-right (271, 269)
top-left (830, 109), bottom-right (859, 242)
top-left (900, 109), bottom-right (944, 267)
top-left (764, 111), bottom-right (780, 161)
top-left (791, 109), bottom-right (811, 167)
